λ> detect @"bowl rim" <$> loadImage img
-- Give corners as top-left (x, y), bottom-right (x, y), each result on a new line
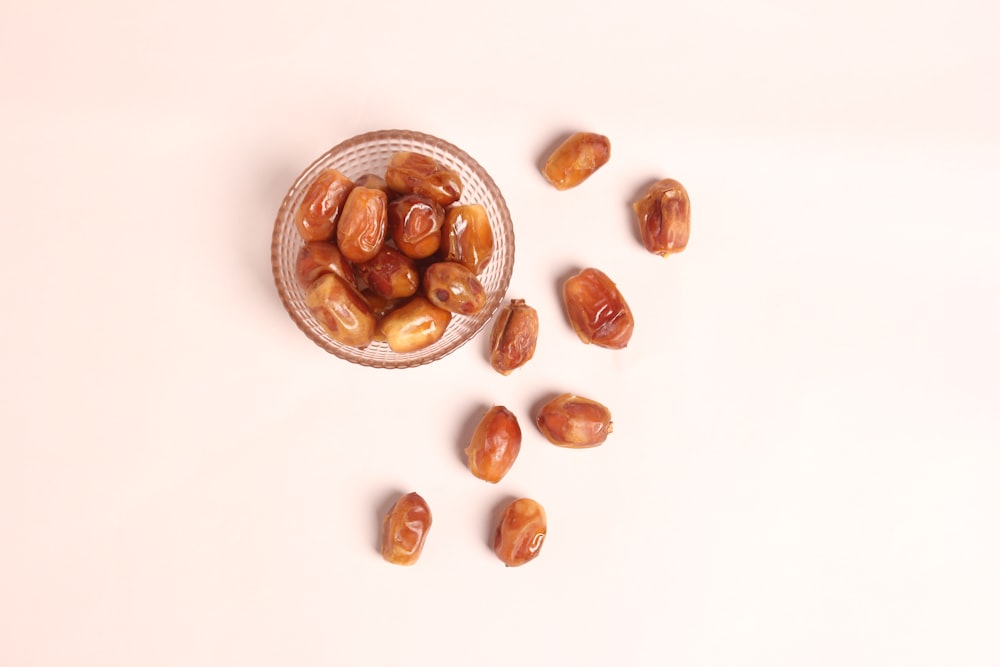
top-left (270, 129), bottom-right (515, 369)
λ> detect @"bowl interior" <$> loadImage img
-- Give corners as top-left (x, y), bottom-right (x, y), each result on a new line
top-left (271, 130), bottom-right (515, 368)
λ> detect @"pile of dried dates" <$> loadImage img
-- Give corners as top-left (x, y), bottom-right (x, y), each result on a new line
top-left (364, 132), bottom-right (691, 566)
top-left (294, 152), bottom-right (496, 352)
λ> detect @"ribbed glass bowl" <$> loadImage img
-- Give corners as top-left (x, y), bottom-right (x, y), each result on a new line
top-left (271, 130), bottom-right (515, 368)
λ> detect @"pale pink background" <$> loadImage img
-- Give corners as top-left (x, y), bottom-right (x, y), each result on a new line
top-left (1, 0), bottom-right (998, 665)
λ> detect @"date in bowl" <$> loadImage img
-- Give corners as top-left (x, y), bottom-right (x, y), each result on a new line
top-left (271, 129), bottom-right (515, 368)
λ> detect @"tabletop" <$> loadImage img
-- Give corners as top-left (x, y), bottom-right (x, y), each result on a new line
top-left (1, 0), bottom-right (998, 665)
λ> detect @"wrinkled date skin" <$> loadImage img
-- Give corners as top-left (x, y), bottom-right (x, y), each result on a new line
top-left (562, 267), bottom-right (634, 349)
top-left (304, 272), bottom-right (377, 348)
top-left (634, 178), bottom-right (690, 256)
top-left (385, 151), bottom-right (463, 206)
top-left (336, 186), bottom-right (387, 263)
top-left (441, 204), bottom-right (494, 274)
top-left (378, 295), bottom-right (453, 353)
top-left (465, 406), bottom-right (522, 483)
top-left (355, 245), bottom-right (419, 300)
top-left (381, 492), bottom-right (432, 566)
top-left (294, 241), bottom-right (356, 289)
top-left (542, 132), bottom-right (611, 190)
top-left (489, 299), bottom-right (539, 375)
top-left (424, 262), bottom-right (487, 315)
top-left (493, 498), bottom-right (546, 567)
top-left (536, 393), bottom-right (613, 448)
top-left (294, 168), bottom-right (354, 242)
top-left (388, 194), bottom-right (446, 259)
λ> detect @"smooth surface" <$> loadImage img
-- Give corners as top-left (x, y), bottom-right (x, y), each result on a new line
top-left (1, 1), bottom-right (998, 665)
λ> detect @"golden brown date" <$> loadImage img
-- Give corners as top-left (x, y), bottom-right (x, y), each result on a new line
top-left (381, 492), bottom-right (432, 566)
top-left (387, 194), bottom-right (446, 259)
top-left (489, 299), bottom-right (538, 375)
top-left (385, 151), bottom-right (463, 206)
top-left (354, 173), bottom-right (389, 194)
top-left (562, 267), bottom-right (634, 349)
top-left (542, 132), bottom-right (611, 190)
top-left (493, 498), bottom-right (546, 567)
top-left (294, 241), bottom-right (356, 289)
top-left (355, 245), bottom-right (419, 300)
top-left (441, 204), bottom-right (494, 274)
top-left (465, 406), bottom-right (522, 483)
top-left (536, 393), bottom-right (613, 448)
top-left (378, 295), bottom-right (452, 353)
top-left (293, 168), bottom-right (354, 242)
top-left (633, 178), bottom-right (690, 257)
top-left (305, 272), bottom-right (376, 348)
top-left (337, 186), bottom-right (387, 263)
top-left (423, 261), bottom-right (487, 315)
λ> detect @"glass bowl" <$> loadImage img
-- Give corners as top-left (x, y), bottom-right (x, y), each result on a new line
top-left (271, 129), bottom-right (515, 368)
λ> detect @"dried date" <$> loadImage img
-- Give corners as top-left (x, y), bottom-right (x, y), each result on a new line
top-left (536, 393), bottom-right (613, 448)
top-left (294, 168), bottom-right (354, 242)
top-left (493, 498), bottom-right (546, 567)
top-left (562, 267), bottom-right (634, 349)
top-left (489, 299), bottom-right (538, 375)
top-left (423, 261), bottom-right (487, 316)
top-left (305, 272), bottom-right (376, 348)
top-left (385, 151), bottom-right (462, 206)
top-left (294, 241), bottom-right (356, 289)
top-left (633, 178), bottom-right (690, 256)
top-left (337, 186), bottom-right (387, 263)
top-left (465, 406), bottom-right (522, 483)
top-left (355, 245), bottom-right (419, 300)
top-left (381, 492), bottom-right (432, 566)
top-left (441, 204), bottom-right (494, 273)
top-left (378, 295), bottom-right (453, 353)
top-left (542, 132), bottom-right (610, 190)
top-left (388, 194), bottom-right (445, 259)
